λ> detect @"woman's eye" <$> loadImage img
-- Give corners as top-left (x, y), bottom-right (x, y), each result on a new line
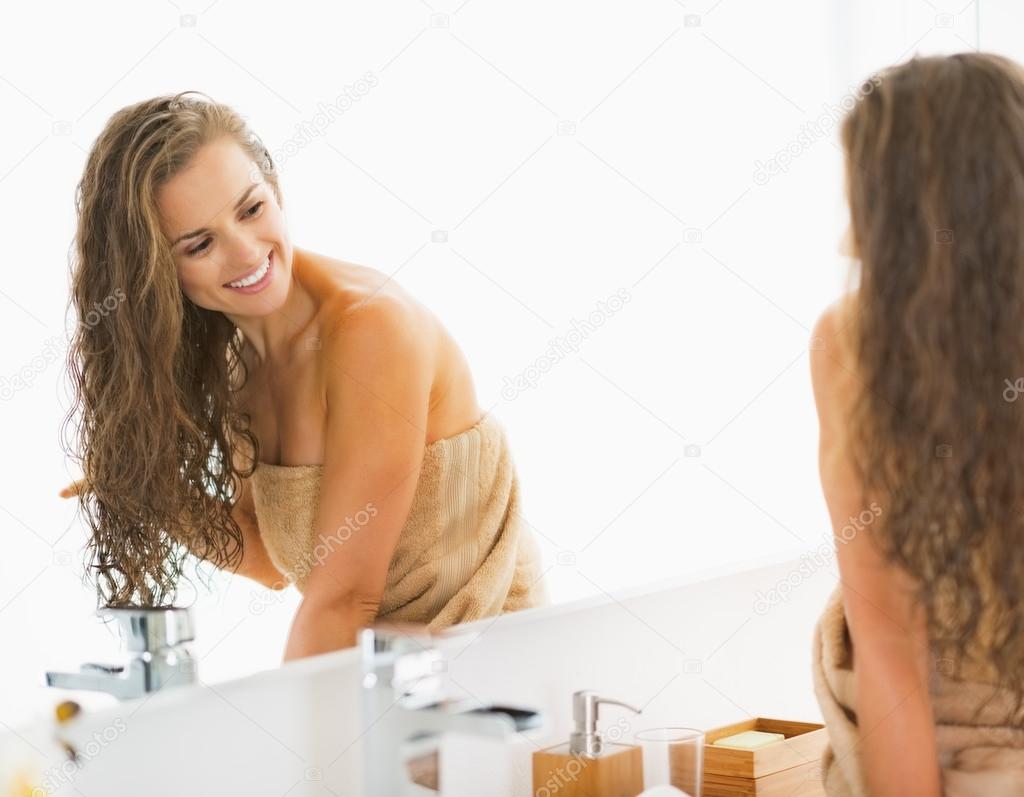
top-left (186, 202), bottom-right (265, 257)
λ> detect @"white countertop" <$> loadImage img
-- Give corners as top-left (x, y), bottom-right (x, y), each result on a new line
top-left (1, 545), bottom-right (838, 796)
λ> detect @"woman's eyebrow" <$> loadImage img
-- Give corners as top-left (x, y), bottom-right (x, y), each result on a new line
top-left (171, 183), bottom-right (260, 246)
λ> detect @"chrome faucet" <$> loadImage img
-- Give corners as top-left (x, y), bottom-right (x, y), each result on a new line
top-left (359, 623), bottom-right (543, 796)
top-left (45, 607), bottom-right (197, 700)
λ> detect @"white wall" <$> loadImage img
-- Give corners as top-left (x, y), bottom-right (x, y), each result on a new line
top-left (0, 0), bottom-right (984, 729)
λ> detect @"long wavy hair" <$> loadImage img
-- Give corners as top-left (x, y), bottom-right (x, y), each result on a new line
top-left (842, 53), bottom-right (1024, 718)
top-left (62, 92), bottom-right (279, 607)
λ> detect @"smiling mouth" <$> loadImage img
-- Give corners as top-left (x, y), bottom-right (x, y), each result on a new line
top-left (224, 251), bottom-right (272, 288)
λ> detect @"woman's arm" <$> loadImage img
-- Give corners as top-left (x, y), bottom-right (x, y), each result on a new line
top-left (226, 470), bottom-right (289, 591)
top-left (810, 302), bottom-right (942, 797)
top-left (283, 296), bottom-right (434, 662)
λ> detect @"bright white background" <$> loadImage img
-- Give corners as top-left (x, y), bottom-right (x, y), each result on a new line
top-left (0, 0), bottom-right (1005, 727)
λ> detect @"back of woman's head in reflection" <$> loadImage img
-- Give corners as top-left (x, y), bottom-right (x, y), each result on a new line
top-left (64, 92), bottom-right (279, 608)
top-left (840, 52), bottom-right (1024, 713)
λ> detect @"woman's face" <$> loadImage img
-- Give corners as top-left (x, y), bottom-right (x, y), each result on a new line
top-left (157, 135), bottom-right (292, 315)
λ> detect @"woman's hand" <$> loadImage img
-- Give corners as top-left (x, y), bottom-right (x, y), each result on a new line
top-left (58, 478), bottom-right (90, 498)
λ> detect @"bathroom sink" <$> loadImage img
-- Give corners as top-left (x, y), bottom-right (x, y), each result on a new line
top-left (1, 547), bottom-right (834, 796)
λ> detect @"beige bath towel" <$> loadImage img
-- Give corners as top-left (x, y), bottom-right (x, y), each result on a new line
top-left (248, 411), bottom-right (549, 631)
top-left (811, 583), bottom-right (1024, 796)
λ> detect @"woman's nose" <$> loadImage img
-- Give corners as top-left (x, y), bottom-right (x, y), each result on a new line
top-left (233, 242), bottom-right (269, 270)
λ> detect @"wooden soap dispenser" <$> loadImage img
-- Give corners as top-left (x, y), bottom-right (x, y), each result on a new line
top-left (532, 690), bottom-right (645, 797)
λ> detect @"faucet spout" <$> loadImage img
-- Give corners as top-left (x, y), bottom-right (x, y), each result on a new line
top-left (44, 607), bottom-right (197, 701)
top-left (400, 699), bottom-right (518, 740)
top-left (46, 666), bottom-right (125, 693)
top-left (359, 625), bottom-right (544, 796)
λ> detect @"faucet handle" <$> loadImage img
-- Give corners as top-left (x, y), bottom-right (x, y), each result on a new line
top-left (359, 622), bottom-right (433, 659)
top-left (359, 623), bottom-right (445, 705)
top-left (99, 606), bottom-right (195, 653)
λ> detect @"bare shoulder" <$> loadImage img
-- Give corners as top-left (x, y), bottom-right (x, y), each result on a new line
top-left (300, 254), bottom-right (438, 392)
top-left (810, 293), bottom-right (859, 415)
top-left (319, 266), bottom-right (434, 358)
top-left (299, 251), bottom-right (430, 336)
top-left (810, 293), bottom-right (864, 495)
top-left (303, 250), bottom-right (481, 438)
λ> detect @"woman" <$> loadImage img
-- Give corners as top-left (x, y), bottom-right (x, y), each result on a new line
top-left (59, 91), bottom-right (548, 662)
top-left (810, 54), bottom-right (1024, 795)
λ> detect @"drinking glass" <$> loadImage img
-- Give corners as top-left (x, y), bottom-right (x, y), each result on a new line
top-left (633, 726), bottom-right (704, 796)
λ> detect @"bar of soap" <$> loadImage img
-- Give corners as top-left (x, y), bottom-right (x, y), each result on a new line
top-left (712, 730), bottom-right (785, 750)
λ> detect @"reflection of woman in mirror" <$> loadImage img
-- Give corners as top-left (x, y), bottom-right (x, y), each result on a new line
top-left (59, 92), bottom-right (548, 661)
top-left (811, 54), bottom-right (1024, 794)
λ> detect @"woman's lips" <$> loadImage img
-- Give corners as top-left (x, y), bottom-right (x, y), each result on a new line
top-left (224, 251), bottom-right (274, 294)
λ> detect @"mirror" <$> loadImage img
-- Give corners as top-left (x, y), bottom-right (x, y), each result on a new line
top-left (1, 0), bottom-right (1004, 724)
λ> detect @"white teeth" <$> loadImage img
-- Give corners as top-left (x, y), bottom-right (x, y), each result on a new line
top-left (228, 256), bottom-right (270, 288)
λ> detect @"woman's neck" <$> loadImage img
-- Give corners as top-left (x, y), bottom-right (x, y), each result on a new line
top-left (227, 245), bottom-right (321, 367)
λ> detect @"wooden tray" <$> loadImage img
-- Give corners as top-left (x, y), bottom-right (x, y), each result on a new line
top-left (703, 759), bottom-right (824, 797)
top-left (702, 717), bottom-right (828, 797)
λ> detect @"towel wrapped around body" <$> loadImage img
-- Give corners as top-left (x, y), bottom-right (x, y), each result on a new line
top-left (248, 411), bottom-right (549, 631)
top-left (811, 583), bottom-right (1024, 796)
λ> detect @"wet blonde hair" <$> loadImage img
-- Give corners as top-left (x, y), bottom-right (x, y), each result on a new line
top-left (843, 54), bottom-right (1024, 718)
top-left (62, 91), bottom-right (279, 606)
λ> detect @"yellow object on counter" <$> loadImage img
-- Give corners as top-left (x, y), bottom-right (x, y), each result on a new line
top-left (6, 768), bottom-right (42, 797)
top-left (711, 730), bottom-right (785, 750)
top-left (54, 700), bottom-right (81, 724)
